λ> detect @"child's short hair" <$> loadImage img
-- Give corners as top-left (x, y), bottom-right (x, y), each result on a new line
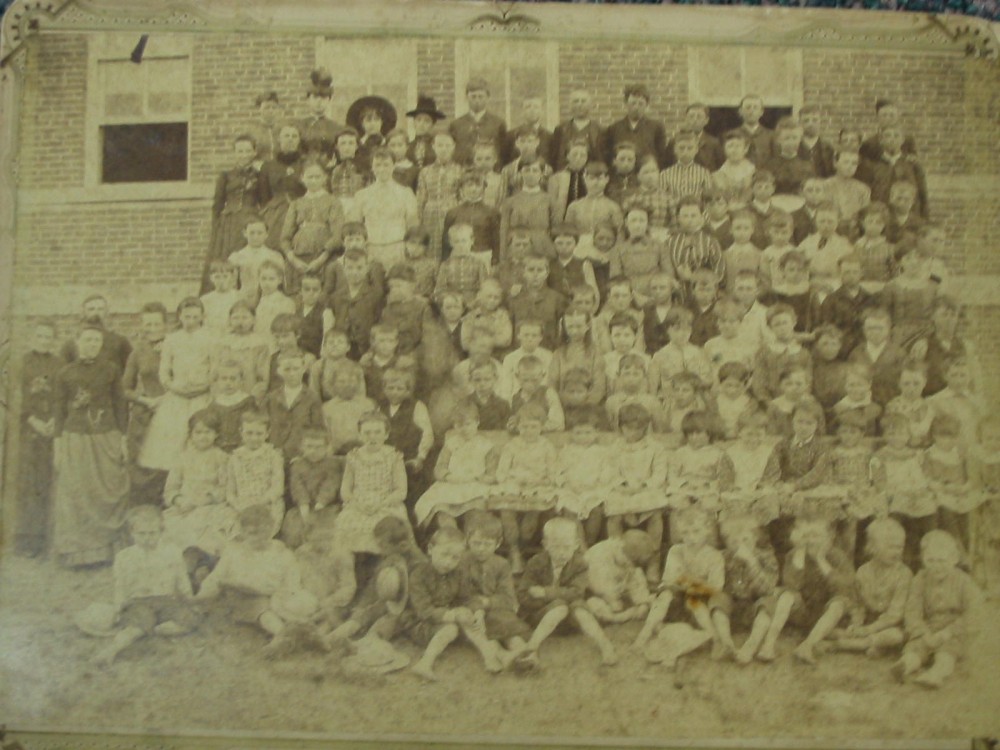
top-left (176, 296), bottom-right (204, 316)
top-left (465, 77), bottom-right (490, 95)
top-left (791, 400), bottom-right (824, 424)
top-left (671, 371), bottom-right (703, 392)
top-left (373, 516), bottom-right (413, 551)
top-left (515, 354), bottom-right (543, 374)
top-left (561, 366), bottom-right (592, 390)
top-left (369, 147), bottom-right (393, 165)
top-left (300, 427), bottom-right (330, 445)
top-left (719, 514), bottom-right (762, 547)
top-left (386, 263), bottom-right (417, 283)
top-left (723, 129), bottom-right (748, 144)
top-left (618, 402), bottom-right (652, 429)
top-left (552, 223), bottom-right (579, 241)
top-left (614, 141), bottom-right (638, 157)
top-left (608, 312), bottom-right (639, 333)
top-left (718, 361), bottom-right (750, 384)
top-left (920, 529), bottom-right (960, 563)
top-left (301, 271), bottom-right (323, 289)
top-left (517, 156), bottom-right (545, 172)
top-left (511, 403), bottom-right (547, 431)
top-left (450, 401), bottom-right (481, 427)
top-left (467, 359), bottom-right (500, 380)
top-left (522, 251), bottom-right (550, 269)
top-left (213, 357), bottom-right (245, 379)
top-left (140, 301), bottom-right (168, 319)
top-left (861, 306), bottom-right (892, 325)
top-left (335, 126), bottom-right (360, 144)
top-left (931, 413), bottom-right (962, 439)
top-left (812, 324), bottom-right (843, 343)
top-left (861, 201), bottom-right (890, 224)
top-left (370, 323), bottom-right (399, 340)
top-left (542, 516), bottom-right (578, 541)
top-left (458, 170), bottom-right (487, 190)
top-left (864, 517), bottom-right (905, 557)
top-left (623, 83), bottom-right (650, 102)
top-left (663, 307), bottom-right (694, 328)
top-left (271, 312), bottom-right (301, 335)
top-left (383, 367), bottom-right (415, 391)
top-left (673, 129), bottom-right (698, 147)
top-left (713, 297), bottom-right (741, 322)
top-left (276, 349), bottom-right (306, 366)
top-left (675, 195), bottom-right (702, 212)
top-left (766, 303), bottom-right (797, 325)
top-left (681, 410), bottom-right (717, 439)
top-left (209, 260), bottom-right (237, 274)
top-left (188, 408), bottom-right (221, 435)
top-left (357, 410), bottom-right (390, 431)
top-left (584, 161), bottom-right (609, 178)
top-left (464, 510), bottom-right (503, 542)
top-left (835, 410), bottom-right (869, 433)
top-left (126, 504), bottom-right (163, 531)
top-left (618, 353), bottom-right (648, 373)
top-left (766, 210), bottom-right (793, 230)
top-left (259, 259), bottom-right (285, 277)
top-left (429, 525), bottom-right (467, 549)
top-left (730, 209), bottom-right (755, 227)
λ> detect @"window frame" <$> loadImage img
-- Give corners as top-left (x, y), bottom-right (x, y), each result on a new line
top-left (686, 46), bottom-right (804, 112)
top-left (83, 32), bottom-right (194, 194)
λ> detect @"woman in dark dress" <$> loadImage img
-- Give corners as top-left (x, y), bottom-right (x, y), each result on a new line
top-left (258, 123), bottom-right (307, 249)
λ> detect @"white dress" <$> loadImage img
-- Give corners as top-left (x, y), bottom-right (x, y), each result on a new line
top-left (413, 433), bottom-right (495, 525)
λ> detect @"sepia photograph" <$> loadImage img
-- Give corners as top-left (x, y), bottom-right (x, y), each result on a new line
top-left (0, 0), bottom-right (998, 747)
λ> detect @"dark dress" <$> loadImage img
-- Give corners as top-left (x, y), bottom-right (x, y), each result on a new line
top-left (258, 150), bottom-right (306, 249)
top-left (206, 165), bottom-right (262, 292)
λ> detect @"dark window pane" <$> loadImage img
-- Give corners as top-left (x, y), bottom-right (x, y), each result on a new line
top-left (705, 107), bottom-right (794, 139)
top-left (101, 123), bottom-right (188, 183)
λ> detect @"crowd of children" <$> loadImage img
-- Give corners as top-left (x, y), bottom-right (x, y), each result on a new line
top-left (14, 72), bottom-right (996, 688)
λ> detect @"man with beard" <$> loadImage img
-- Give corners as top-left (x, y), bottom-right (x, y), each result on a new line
top-left (61, 294), bottom-right (133, 372)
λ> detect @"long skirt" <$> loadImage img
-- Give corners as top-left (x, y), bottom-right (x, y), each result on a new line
top-left (16, 432), bottom-right (54, 557)
top-left (52, 431), bottom-right (130, 567)
top-left (138, 391), bottom-right (211, 473)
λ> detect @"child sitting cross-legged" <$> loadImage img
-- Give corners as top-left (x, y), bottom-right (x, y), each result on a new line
top-left (91, 506), bottom-right (200, 667)
top-left (409, 526), bottom-right (514, 680)
top-left (584, 529), bottom-right (656, 625)
top-left (892, 530), bottom-right (982, 688)
top-left (832, 517), bottom-right (911, 656)
top-left (516, 517), bottom-right (620, 669)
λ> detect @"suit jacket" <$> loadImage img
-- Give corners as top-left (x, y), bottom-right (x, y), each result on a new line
top-left (550, 118), bottom-right (603, 170)
top-left (450, 111), bottom-right (508, 166)
top-left (736, 124), bottom-right (774, 166)
top-left (799, 138), bottom-right (836, 178)
top-left (847, 341), bottom-right (908, 406)
top-left (602, 116), bottom-right (668, 168)
top-left (506, 123), bottom-right (553, 166)
top-left (548, 168), bottom-right (588, 223)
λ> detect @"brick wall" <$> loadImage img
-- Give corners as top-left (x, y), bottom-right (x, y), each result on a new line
top-left (416, 39), bottom-right (456, 118)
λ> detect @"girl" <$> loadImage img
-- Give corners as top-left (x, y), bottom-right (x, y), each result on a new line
top-left (715, 362), bottom-right (755, 440)
top-left (589, 222), bottom-right (618, 302)
top-left (722, 410), bottom-right (780, 525)
top-left (925, 414), bottom-right (982, 553)
top-left (592, 277), bottom-right (643, 355)
top-left (335, 411), bottom-right (410, 576)
top-left (603, 403), bottom-right (669, 582)
top-left (766, 366), bottom-right (825, 438)
top-left (280, 160), bottom-right (344, 294)
top-left (122, 303), bottom-right (167, 489)
top-left (548, 310), bottom-right (607, 406)
top-left (387, 129), bottom-right (419, 191)
top-left (649, 308), bottom-right (714, 398)
top-left (308, 329), bottom-right (360, 403)
top-left (214, 300), bottom-right (270, 403)
top-left (139, 298), bottom-right (214, 474)
top-left (757, 516), bottom-right (855, 664)
top-left (253, 261), bottom-right (296, 346)
top-left (621, 155), bottom-right (675, 236)
top-left (882, 245), bottom-right (937, 350)
top-left (162, 410), bottom-right (232, 555)
top-left (667, 411), bottom-right (736, 514)
top-left (609, 207), bottom-right (664, 306)
top-left (51, 325), bottom-right (129, 568)
top-left (603, 315), bottom-right (651, 393)
top-left (823, 413), bottom-right (882, 558)
top-left (205, 134), bottom-right (261, 293)
top-left (413, 403), bottom-right (498, 529)
top-left (417, 130), bottom-right (464, 260)
top-left (662, 372), bottom-right (712, 436)
top-left (204, 359), bottom-right (257, 453)
top-left (461, 279), bottom-right (513, 354)
top-left (884, 362), bottom-right (935, 448)
top-left (491, 403), bottom-right (559, 573)
top-left (833, 518), bottom-right (912, 656)
top-left (258, 124), bottom-right (306, 249)
top-left (554, 408), bottom-right (611, 545)
top-left (225, 410), bottom-right (285, 538)
top-left (830, 363), bottom-right (882, 436)
top-left (714, 514), bottom-right (781, 664)
top-left (853, 202), bottom-right (895, 294)
top-left (321, 362), bottom-right (376, 456)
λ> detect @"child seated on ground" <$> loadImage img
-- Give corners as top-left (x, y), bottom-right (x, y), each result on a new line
top-left (414, 403), bottom-right (498, 530)
top-left (493, 403), bottom-right (559, 573)
top-left (409, 526), bottom-right (514, 680)
top-left (197, 505), bottom-right (318, 658)
top-left (893, 530), bottom-right (982, 688)
top-left (226, 410), bottom-right (285, 539)
top-left (633, 507), bottom-right (724, 663)
top-left (92, 506), bottom-right (199, 667)
top-left (713, 513), bottom-right (780, 664)
top-left (516, 517), bottom-right (620, 669)
top-left (461, 511), bottom-right (533, 658)
top-left (833, 518), bottom-right (911, 656)
top-left (757, 516), bottom-right (855, 664)
top-left (584, 529), bottom-right (656, 624)
top-left (280, 428), bottom-right (343, 549)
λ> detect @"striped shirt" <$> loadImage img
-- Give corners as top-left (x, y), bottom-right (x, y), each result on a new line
top-left (660, 163), bottom-right (712, 202)
top-left (664, 230), bottom-right (724, 281)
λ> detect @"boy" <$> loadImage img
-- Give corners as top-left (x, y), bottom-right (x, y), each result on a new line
top-left (322, 222), bottom-right (386, 297)
top-left (260, 351), bottom-right (326, 461)
top-left (565, 161), bottom-right (624, 237)
top-left (660, 129), bottom-right (712, 204)
top-left (550, 89), bottom-right (602, 171)
top-left (862, 125), bottom-right (928, 220)
top-left (443, 171), bottom-right (501, 263)
top-left (295, 273), bottom-right (334, 360)
top-left (928, 358), bottom-right (986, 449)
top-left (605, 355), bottom-right (664, 430)
top-left (760, 251), bottom-right (822, 337)
top-left (759, 210), bottom-right (796, 292)
top-left (510, 355), bottom-right (565, 433)
top-left (549, 138), bottom-right (590, 223)
top-left (435, 223), bottom-right (490, 308)
top-left (847, 307), bottom-right (907, 407)
top-left (585, 529), bottom-right (656, 624)
top-left (266, 313), bottom-right (310, 391)
top-left (762, 118), bottom-right (815, 196)
top-left (360, 323), bottom-right (404, 403)
top-left (351, 147), bottom-right (419, 271)
top-left (689, 268), bottom-right (720, 346)
top-left (400, 227), bottom-right (439, 299)
top-left (16, 319), bottom-right (61, 558)
top-left (507, 252), bottom-right (568, 350)
top-left (198, 505), bottom-right (317, 656)
top-left (281, 428), bottom-right (343, 549)
top-left (824, 150), bottom-right (871, 238)
top-left (885, 180), bottom-right (925, 244)
top-left (466, 361), bottom-right (512, 431)
top-left (746, 170), bottom-right (777, 248)
top-left (449, 78), bottom-right (507, 166)
top-left (322, 362), bottom-right (375, 454)
top-left (797, 201), bottom-right (853, 299)
top-left (329, 248), bottom-right (386, 358)
top-left (92, 506), bottom-right (199, 666)
top-left (506, 95), bottom-right (552, 165)
top-left (501, 128), bottom-right (553, 197)
top-left (702, 189), bottom-right (734, 250)
top-left (409, 526), bottom-right (512, 679)
top-left (517, 517), bottom-right (620, 667)
top-left (792, 176), bottom-right (827, 244)
top-left (712, 130), bottom-right (755, 209)
top-left (819, 254), bottom-right (876, 356)
top-left (811, 325), bottom-right (850, 412)
top-left (751, 303), bottom-right (813, 403)
top-left (499, 157), bottom-right (557, 259)
top-left (380, 264), bottom-right (433, 355)
top-left (668, 105), bottom-right (724, 170)
top-left (641, 273), bottom-right (677, 355)
top-left (723, 210), bottom-right (762, 293)
top-left (201, 261), bottom-right (241, 335)
top-left (735, 94), bottom-right (773, 165)
top-left (607, 141), bottom-right (639, 205)
top-left (549, 224), bottom-right (598, 300)
top-left (704, 297), bottom-right (757, 376)
top-left (229, 218), bottom-right (285, 302)
top-left (501, 319), bottom-right (552, 400)
top-left (602, 84), bottom-right (667, 167)
top-left (649, 307), bottom-right (714, 395)
top-left (730, 270), bottom-right (772, 354)
top-left (798, 106), bottom-right (836, 178)
top-left (665, 196), bottom-right (724, 303)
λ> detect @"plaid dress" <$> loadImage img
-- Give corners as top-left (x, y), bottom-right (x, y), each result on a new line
top-left (417, 161), bottom-right (465, 260)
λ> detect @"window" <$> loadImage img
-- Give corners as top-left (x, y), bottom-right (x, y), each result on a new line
top-left (86, 33), bottom-right (192, 186)
top-left (687, 46), bottom-right (802, 137)
top-left (454, 39), bottom-right (560, 129)
top-left (315, 38), bottom-right (418, 135)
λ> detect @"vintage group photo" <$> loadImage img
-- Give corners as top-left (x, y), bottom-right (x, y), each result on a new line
top-left (0, 2), bottom-right (998, 744)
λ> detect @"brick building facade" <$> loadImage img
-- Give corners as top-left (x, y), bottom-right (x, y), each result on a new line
top-left (9, 31), bottom-right (1000, 397)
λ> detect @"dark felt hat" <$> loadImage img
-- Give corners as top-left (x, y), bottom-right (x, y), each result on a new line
top-left (347, 96), bottom-right (398, 137)
top-left (405, 94), bottom-right (446, 122)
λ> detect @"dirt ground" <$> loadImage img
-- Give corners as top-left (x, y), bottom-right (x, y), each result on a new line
top-left (1, 554), bottom-right (997, 744)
